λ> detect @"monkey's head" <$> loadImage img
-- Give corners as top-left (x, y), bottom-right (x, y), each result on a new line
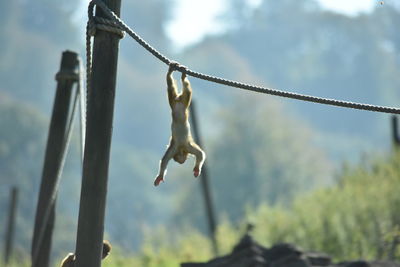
top-left (173, 149), bottom-right (188, 164)
top-left (102, 240), bottom-right (112, 259)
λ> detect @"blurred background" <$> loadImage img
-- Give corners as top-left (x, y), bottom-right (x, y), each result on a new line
top-left (1, 0), bottom-right (400, 265)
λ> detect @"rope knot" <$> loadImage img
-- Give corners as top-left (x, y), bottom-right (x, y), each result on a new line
top-left (55, 71), bottom-right (79, 82)
top-left (88, 16), bottom-right (125, 39)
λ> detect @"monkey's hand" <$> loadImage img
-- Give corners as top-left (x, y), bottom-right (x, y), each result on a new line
top-left (169, 61), bottom-right (180, 72)
top-left (154, 175), bottom-right (165, 186)
top-left (193, 167), bottom-right (201, 177)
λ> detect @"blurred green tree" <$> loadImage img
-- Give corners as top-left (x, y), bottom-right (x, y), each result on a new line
top-left (0, 95), bottom-right (47, 255)
top-left (0, 0), bottom-right (81, 109)
top-left (173, 94), bottom-right (332, 229)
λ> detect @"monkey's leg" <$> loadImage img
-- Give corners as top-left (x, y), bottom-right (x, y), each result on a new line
top-left (154, 140), bottom-right (176, 186)
top-left (188, 142), bottom-right (206, 177)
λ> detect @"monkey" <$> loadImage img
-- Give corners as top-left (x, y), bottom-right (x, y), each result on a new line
top-left (154, 64), bottom-right (206, 186)
top-left (60, 240), bottom-right (111, 267)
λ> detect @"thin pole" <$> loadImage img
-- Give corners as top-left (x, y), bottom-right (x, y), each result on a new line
top-left (392, 115), bottom-right (400, 147)
top-left (190, 100), bottom-right (219, 255)
top-left (31, 51), bottom-right (79, 267)
top-left (3, 187), bottom-right (18, 265)
top-left (74, 0), bottom-right (121, 266)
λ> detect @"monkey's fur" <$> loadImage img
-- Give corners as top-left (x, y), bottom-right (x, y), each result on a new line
top-left (60, 240), bottom-right (111, 267)
top-left (154, 65), bottom-right (206, 186)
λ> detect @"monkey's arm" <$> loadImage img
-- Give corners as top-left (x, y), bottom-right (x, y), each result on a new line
top-left (167, 69), bottom-right (178, 107)
top-left (188, 142), bottom-right (206, 177)
top-left (154, 140), bottom-right (176, 186)
top-left (181, 73), bottom-right (192, 107)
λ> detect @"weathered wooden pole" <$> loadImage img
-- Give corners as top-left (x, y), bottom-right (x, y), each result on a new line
top-left (31, 51), bottom-right (79, 267)
top-left (190, 101), bottom-right (219, 255)
top-left (391, 115), bottom-right (400, 147)
top-left (74, 1), bottom-right (121, 266)
top-left (3, 187), bottom-right (18, 265)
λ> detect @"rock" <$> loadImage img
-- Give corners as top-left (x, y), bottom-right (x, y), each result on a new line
top-left (270, 253), bottom-right (311, 267)
top-left (181, 232), bottom-right (400, 267)
top-left (335, 260), bottom-right (400, 267)
top-left (305, 251), bottom-right (332, 266)
top-left (266, 243), bottom-right (303, 262)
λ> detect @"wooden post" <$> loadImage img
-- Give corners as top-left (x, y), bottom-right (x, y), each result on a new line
top-left (391, 115), bottom-right (400, 147)
top-left (3, 187), bottom-right (18, 265)
top-left (31, 51), bottom-right (79, 267)
top-left (74, 1), bottom-right (121, 266)
top-left (190, 101), bottom-right (219, 255)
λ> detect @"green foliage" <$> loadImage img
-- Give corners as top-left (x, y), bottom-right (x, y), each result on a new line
top-left (105, 145), bottom-right (171, 251)
top-left (0, 1), bottom-right (81, 108)
top-left (244, 152), bottom-right (400, 261)
top-left (100, 226), bottom-right (213, 267)
top-left (0, 95), bottom-right (47, 249)
top-left (103, 152), bottom-right (400, 266)
top-left (174, 94), bottom-right (333, 228)
top-left (3, 260), bottom-right (29, 267)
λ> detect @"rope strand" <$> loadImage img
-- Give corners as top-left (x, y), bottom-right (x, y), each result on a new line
top-left (87, 0), bottom-right (400, 115)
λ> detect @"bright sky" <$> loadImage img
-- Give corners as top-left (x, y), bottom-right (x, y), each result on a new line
top-left (318, 0), bottom-right (377, 14)
top-left (166, 0), bottom-right (382, 50)
top-left (165, 0), bottom-right (229, 50)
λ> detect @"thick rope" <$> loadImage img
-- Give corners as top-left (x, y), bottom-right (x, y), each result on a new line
top-left (87, 0), bottom-right (400, 115)
top-left (85, 17), bottom-right (92, 111)
top-left (77, 58), bottom-right (86, 164)
top-left (55, 60), bottom-right (85, 162)
top-left (88, 16), bottom-right (125, 39)
top-left (86, 2), bottom-right (124, 110)
top-left (55, 71), bottom-right (79, 81)
top-left (88, 0), bottom-right (170, 65)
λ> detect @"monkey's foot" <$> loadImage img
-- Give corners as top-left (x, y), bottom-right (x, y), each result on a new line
top-left (154, 176), bottom-right (164, 186)
top-left (193, 167), bottom-right (200, 177)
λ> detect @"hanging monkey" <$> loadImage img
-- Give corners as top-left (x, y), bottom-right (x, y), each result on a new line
top-left (154, 64), bottom-right (206, 186)
top-left (60, 240), bottom-right (111, 267)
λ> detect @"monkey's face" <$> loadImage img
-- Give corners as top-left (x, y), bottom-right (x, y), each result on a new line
top-left (173, 150), bottom-right (188, 164)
